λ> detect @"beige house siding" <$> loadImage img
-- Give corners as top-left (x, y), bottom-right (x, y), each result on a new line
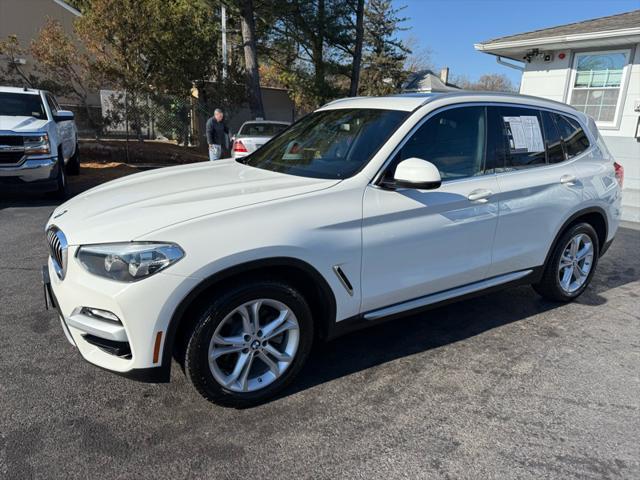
top-left (0, 0), bottom-right (78, 80)
top-left (227, 88), bottom-right (295, 134)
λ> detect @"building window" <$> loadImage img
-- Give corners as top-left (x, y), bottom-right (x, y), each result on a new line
top-left (568, 50), bottom-right (630, 125)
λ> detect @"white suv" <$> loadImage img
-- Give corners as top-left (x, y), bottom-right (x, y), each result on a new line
top-left (44, 92), bottom-right (622, 407)
top-left (0, 86), bottom-right (79, 197)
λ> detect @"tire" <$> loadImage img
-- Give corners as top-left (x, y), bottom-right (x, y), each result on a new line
top-left (533, 222), bottom-right (599, 302)
top-left (184, 279), bottom-right (314, 408)
top-left (49, 150), bottom-right (68, 200)
top-left (66, 143), bottom-right (80, 176)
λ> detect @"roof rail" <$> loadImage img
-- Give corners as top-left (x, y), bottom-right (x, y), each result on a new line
top-left (416, 90), bottom-right (578, 112)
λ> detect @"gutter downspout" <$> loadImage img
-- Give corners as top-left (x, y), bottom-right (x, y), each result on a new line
top-left (496, 56), bottom-right (525, 72)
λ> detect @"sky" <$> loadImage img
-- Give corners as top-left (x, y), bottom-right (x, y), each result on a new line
top-left (398, 0), bottom-right (640, 87)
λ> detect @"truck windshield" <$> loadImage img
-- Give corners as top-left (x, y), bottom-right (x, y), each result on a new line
top-left (238, 108), bottom-right (408, 179)
top-left (0, 92), bottom-right (47, 119)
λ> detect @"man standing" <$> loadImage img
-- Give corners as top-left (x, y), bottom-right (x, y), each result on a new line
top-left (206, 108), bottom-right (231, 160)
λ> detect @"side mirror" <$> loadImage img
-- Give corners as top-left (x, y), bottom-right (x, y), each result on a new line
top-left (392, 158), bottom-right (441, 190)
top-left (53, 110), bottom-right (74, 122)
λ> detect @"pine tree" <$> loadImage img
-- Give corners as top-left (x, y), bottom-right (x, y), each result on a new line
top-left (360, 0), bottom-right (410, 96)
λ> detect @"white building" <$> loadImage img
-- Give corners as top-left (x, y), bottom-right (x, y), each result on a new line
top-left (475, 10), bottom-right (640, 221)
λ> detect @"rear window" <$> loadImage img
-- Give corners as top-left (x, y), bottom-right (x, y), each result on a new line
top-left (553, 114), bottom-right (590, 159)
top-left (487, 106), bottom-right (591, 170)
top-left (0, 92), bottom-right (46, 119)
top-left (541, 111), bottom-right (565, 164)
top-left (498, 106), bottom-right (546, 170)
top-left (238, 123), bottom-right (289, 137)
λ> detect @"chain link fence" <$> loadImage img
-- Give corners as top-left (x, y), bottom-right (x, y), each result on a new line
top-left (62, 91), bottom-right (214, 147)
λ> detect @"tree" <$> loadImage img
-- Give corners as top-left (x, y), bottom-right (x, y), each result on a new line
top-left (63, 0), bottom-right (91, 12)
top-left (30, 20), bottom-right (102, 129)
top-left (453, 73), bottom-right (517, 92)
top-left (236, 0), bottom-right (265, 118)
top-left (75, 0), bottom-right (235, 97)
top-left (0, 35), bottom-right (32, 86)
top-left (403, 35), bottom-right (434, 73)
top-left (349, 0), bottom-right (365, 96)
top-left (73, 0), bottom-right (245, 140)
top-left (0, 27), bottom-right (102, 130)
top-left (359, 0), bottom-right (410, 96)
top-left (262, 0), bottom-right (354, 108)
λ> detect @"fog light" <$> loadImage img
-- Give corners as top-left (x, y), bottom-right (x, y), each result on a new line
top-left (81, 307), bottom-right (121, 324)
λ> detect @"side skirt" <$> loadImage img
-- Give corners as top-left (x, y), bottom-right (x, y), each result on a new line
top-left (327, 267), bottom-right (543, 340)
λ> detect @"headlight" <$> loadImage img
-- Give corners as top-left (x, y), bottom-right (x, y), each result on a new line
top-left (77, 242), bottom-right (184, 282)
top-left (24, 134), bottom-right (51, 155)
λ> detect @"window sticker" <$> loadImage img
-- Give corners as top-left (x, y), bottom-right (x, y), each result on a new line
top-left (503, 116), bottom-right (544, 153)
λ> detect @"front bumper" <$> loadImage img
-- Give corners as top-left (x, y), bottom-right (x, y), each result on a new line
top-left (44, 251), bottom-right (200, 381)
top-left (0, 156), bottom-right (59, 191)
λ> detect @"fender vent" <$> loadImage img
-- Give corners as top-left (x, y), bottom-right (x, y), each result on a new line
top-left (333, 265), bottom-right (354, 296)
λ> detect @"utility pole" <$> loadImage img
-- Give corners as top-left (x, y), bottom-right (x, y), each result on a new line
top-left (221, 4), bottom-right (228, 80)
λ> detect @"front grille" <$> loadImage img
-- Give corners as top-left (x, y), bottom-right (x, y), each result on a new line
top-left (0, 136), bottom-right (24, 146)
top-left (0, 152), bottom-right (25, 164)
top-left (0, 136), bottom-right (25, 165)
top-left (46, 227), bottom-right (68, 279)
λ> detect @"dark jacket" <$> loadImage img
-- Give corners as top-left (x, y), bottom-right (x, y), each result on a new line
top-left (206, 117), bottom-right (231, 155)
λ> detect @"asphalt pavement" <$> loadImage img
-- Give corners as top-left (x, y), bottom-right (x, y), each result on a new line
top-left (1, 185), bottom-right (638, 479)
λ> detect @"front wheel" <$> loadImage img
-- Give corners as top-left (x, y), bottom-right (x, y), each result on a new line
top-left (533, 222), bottom-right (599, 302)
top-left (49, 151), bottom-right (68, 200)
top-left (66, 143), bottom-right (80, 176)
top-left (184, 280), bottom-right (314, 407)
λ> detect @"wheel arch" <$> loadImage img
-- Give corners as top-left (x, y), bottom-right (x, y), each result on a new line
top-left (544, 206), bottom-right (608, 268)
top-left (162, 257), bottom-right (337, 373)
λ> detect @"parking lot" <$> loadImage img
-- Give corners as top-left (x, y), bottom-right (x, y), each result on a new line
top-left (1, 168), bottom-right (638, 479)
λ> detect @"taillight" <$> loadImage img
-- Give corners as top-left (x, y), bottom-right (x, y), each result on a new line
top-left (233, 140), bottom-right (248, 153)
top-left (614, 161), bottom-right (624, 187)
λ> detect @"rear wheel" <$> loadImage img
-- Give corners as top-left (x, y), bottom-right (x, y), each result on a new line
top-left (533, 223), bottom-right (599, 302)
top-left (184, 280), bottom-right (314, 407)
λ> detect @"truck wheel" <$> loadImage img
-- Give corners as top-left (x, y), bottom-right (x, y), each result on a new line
top-left (184, 279), bottom-right (314, 408)
top-left (66, 144), bottom-right (80, 176)
top-left (50, 151), bottom-right (68, 200)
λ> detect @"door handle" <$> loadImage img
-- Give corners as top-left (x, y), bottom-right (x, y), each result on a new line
top-left (467, 189), bottom-right (493, 202)
top-left (560, 174), bottom-right (577, 185)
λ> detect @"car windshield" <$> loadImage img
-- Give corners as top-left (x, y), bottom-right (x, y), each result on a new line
top-left (0, 92), bottom-right (47, 119)
top-left (238, 108), bottom-right (408, 179)
top-left (238, 122), bottom-right (289, 137)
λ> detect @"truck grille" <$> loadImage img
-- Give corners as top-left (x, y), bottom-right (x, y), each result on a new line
top-left (46, 227), bottom-right (68, 279)
top-left (0, 136), bottom-right (25, 165)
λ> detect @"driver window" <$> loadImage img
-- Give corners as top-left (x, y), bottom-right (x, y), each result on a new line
top-left (389, 106), bottom-right (487, 181)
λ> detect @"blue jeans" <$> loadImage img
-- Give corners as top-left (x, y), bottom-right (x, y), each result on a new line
top-left (208, 144), bottom-right (222, 161)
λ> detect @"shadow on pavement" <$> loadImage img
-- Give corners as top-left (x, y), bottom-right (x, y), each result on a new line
top-left (0, 162), bottom-right (141, 210)
top-left (274, 226), bottom-right (639, 404)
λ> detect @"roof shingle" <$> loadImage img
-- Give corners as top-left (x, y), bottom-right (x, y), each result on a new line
top-left (480, 9), bottom-right (640, 45)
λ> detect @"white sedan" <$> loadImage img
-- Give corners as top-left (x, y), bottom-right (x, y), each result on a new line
top-left (231, 120), bottom-right (290, 159)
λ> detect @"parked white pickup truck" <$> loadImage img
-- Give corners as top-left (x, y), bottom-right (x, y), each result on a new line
top-left (0, 86), bottom-right (79, 198)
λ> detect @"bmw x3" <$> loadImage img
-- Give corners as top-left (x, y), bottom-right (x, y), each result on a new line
top-left (44, 92), bottom-right (623, 407)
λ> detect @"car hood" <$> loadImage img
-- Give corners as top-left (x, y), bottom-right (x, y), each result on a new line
top-left (0, 115), bottom-right (49, 133)
top-left (48, 160), bottom-right (340, 245)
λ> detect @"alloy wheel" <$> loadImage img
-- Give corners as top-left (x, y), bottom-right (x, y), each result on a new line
top-left (207, 299), bottom-right (299, 392)
top-left (558, 233), bottom-right (594, 293)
